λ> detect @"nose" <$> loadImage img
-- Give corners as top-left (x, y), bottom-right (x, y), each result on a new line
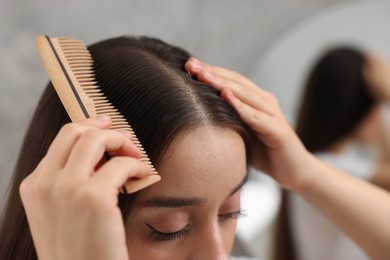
top-left (189, 223), bottom-right (231, 260)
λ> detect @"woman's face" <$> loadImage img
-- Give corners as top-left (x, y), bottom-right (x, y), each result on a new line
top-left (126, 126), bottom-right (247, 259)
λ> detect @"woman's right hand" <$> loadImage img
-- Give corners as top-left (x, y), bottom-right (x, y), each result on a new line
top-left (364, 54), bottom-right (390, 102)
top-left (19, 117), bottom-right (154, 260)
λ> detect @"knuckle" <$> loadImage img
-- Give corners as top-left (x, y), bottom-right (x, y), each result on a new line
top-left (19, 176), bottom-right (32, 198)
top-left (20, 173), bottom-right (50, 201)
top-left (109, 156), bottom-right (131, 168)
top-left (79, 129), bottom-right (103, 146)
top-left (249, 110), bottom-right (259, 123)
top-left (83, 128), bottom-right (100, 139)
top-left (60, 123), bottom-right (82, 137)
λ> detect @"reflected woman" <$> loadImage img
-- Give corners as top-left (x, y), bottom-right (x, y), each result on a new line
top-left (278, 47), bottom-right (390, 260)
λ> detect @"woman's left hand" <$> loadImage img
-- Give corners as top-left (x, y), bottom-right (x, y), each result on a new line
top-left (186, 58), bottom-right (390, 260)
top-left (185, 58), bottom-right (318, 192)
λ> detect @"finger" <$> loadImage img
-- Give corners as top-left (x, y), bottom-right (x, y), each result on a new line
top-left (44, 116), bottom-right (112, 172)
top-left (185, 57), bottom-right (204, 75)
top-left (216, 80), bottom-right (279, 117)
top-left (203, 65), bottom-right (259, 92)
top-left (186, 59), bottom-right (230, 91)
top-left (91, 156), bottom-right (160, 194)
top-left (65, 129), bottom-right (141, 177)
top-left (186, 58), bottom-right (260, 92)
top-left (195, 69), bottom-right (277, 115)
top-left (185, 58), bottom-right (242, 84)
top-left (186, 59), bottom-right (278, 115)
top-left (221, 89), bottom-right (283, 146)
top-left (198, 65), bottom-right (275, 105)
top-left (94, 131), bottom-right (137, 170)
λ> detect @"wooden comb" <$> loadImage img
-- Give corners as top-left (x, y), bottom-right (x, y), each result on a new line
top-left (36, 35), bottom-right (160, 194)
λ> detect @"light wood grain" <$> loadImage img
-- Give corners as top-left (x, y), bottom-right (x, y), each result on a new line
top-left (36, 35), bottom-right (160, 194)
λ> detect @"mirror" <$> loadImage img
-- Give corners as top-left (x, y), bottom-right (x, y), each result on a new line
top-left (236, 1), bottom-right (390, 258)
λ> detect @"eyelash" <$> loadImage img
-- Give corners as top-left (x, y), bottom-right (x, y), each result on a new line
top-left (147, 210), bottom-right (245, 242)
top-left (147, 224), bottom-right (189, 242)
top-left (219, 210), bottom-right (246, 221)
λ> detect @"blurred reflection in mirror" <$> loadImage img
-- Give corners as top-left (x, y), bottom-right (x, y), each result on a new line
top-left (275, 47), bottom-right (390, 260)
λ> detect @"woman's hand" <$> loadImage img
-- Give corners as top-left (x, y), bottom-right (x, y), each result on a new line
top-left (364, 54), bottom-right (390, 102)
top-left (19, 117), bottom-right (156, 260)
top-left (185, 58), bottom-right (390, 260)
top-left (185, 58), bottom-right (318, 191)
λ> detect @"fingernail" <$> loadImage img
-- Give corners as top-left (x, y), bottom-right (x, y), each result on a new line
top-left (190, 58), bottom-right (203, 72)
top-left (98, 115), bottom-right (111, 122)
top-left (204, 71), bottom-right (215, 81)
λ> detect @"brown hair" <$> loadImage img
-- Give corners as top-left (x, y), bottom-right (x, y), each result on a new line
top-left (0, 36), bottom-right (253, 259)
top-left (297, 47), bottom-right (373, 152)
top-left (273, 47), bottom-right (373, 260)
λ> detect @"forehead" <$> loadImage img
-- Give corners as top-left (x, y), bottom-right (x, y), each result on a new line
top-left (142, 126), bottom-right (247, 201)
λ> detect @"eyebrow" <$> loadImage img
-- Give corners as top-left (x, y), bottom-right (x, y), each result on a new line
top-left (230, 173), bottom-right (248, 196)
top-left (139, 196), bottom-right (206, 208)
top-left (139, 173), bottom-right (248, 209)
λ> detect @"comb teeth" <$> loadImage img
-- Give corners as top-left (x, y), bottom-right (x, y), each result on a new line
top-left (48, 36), bottom-right (157, 175)
top-left (53, 38), bottom-right (157, 173)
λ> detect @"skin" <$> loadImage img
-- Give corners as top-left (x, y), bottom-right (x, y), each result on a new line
top-left (20, 56), bottom-right (390, 260)
top-left (20, 117), bottom-right (151, 260)
top-left (185, 58), bottom-right (390, 259)
top-left (364, 54), bottom-right (390, 102)
top-left (126, 126), bottom-right (247, 259)
top-left (328, 55), bottom-right (390, 192)
top-left (328, 105), bottom-right (390, 191)
top-left (362, 55), bottom-right (390, 191)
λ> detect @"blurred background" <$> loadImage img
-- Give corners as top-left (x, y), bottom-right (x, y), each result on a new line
top-left (1, 0), bottom-right (389, 259)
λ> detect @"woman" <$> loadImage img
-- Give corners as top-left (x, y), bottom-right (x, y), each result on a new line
top-left (0, 36), bottom-right (254, 259)
top-left (0, 36), bottom-right (389, 259)
top-left (278, 47), bottom-right (390, 260)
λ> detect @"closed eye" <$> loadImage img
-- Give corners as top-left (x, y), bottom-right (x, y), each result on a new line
top-left (146, 223), bottom-right (189, 242)
top-left (218, 210), bottom-right (246, 221)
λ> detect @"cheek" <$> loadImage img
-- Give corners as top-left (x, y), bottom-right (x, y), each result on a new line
top-left (126, 229), bottom-right (185, 260)
top-left (125, 215), bottom-right (239, 258)
top-left (221, 219), bottom-right (238, 252)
